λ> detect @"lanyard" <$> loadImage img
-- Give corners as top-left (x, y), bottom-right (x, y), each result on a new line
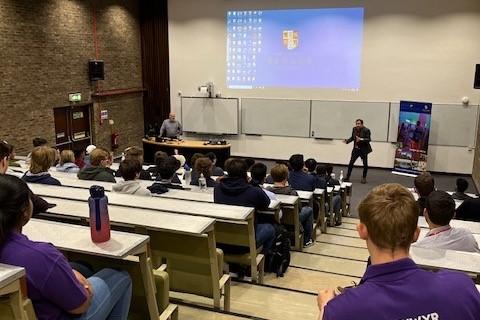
top-left (426, 226), bottom-right (451, 237)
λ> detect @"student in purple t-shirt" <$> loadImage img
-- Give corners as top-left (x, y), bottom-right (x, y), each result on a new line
top-left (317, 183), bottom-right (480, 320)
top-left (0, 175), bottom-right (132, 319)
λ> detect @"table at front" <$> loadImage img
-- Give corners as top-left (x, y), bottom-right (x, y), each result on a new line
top-left (142, 138), bottom-right (231, 167)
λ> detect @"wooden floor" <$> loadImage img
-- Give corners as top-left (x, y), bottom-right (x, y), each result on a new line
top-left (175, 217), bottom-right (366, 319)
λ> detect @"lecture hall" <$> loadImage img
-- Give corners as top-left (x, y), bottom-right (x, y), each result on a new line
top-left (1, 1), bottom-right (480, 319)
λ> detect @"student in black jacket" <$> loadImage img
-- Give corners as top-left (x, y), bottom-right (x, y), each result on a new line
top-left (214, 158), bottom-right (275, 253)
top-left (456, 198), bottom-right (480, 222)
top-left (148, 156), bottom-right (185, 194)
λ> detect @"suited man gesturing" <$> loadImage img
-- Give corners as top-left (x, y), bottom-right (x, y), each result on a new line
top-left (343, 119), bottom-right (372, 184)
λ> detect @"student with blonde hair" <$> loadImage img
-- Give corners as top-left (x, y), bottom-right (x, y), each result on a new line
top-left (77, 148), bottom-right (116, 182)
top-left (56, 150), bottom-right (80, 173)
top-left (317, 183), bottom-right (480, 320)
top-left (22, 146), bottom-right (61, 185)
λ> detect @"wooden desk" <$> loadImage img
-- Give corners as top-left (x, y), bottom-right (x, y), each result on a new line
top-left (29, 184), bottom-right (263, 283)
top-left (143, 139), bottom-right (230, 167)
top-left (38, 198), bottom-right (230, 311)
top-left (23, 219), bottom-right (169, 320)
top-left (0, 264), bottom-right (33, 320)
top-left (28, 184), bottom-right (253, 222)
top-left (410, 246), bottom-right (480, 277)
top-left (418, 216), bottom-right (480, 234)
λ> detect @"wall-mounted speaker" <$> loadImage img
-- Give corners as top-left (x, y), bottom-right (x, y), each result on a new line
top-left (89, 60), bottom-right (104, 81)
top-left (475, 64), bottom-right (480, 89)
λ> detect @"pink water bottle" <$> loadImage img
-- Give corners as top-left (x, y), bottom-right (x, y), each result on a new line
top-left (88, 186), bottom-right (111, 243)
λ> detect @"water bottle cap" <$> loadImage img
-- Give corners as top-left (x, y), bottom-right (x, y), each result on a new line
top-left (90, 185), bottom-right (105, 198)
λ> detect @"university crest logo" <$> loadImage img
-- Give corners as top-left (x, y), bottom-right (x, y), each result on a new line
top-left (282, 30), bottom-right (299, 50)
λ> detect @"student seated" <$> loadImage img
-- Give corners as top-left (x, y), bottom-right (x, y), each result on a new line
top-left (324, 163), bottom-right (340, 187)
top-left (77, 148), bottom-right (116, 183)
top-left (2, 141), bottom-right (20, 167)
top-left (288, 154), bottom-right (315, 192)
top-left (0, 142), bottom-right (49, 215)
top-left (151, 151), bottom-right (182, 184)
top-left (452, 178), bottom-right (472, 201)
top-left (317, 164), bottom-right (342, 226)
top-left (113, 159), bottom-right (151, 196)
top-left (26, 137), bottom-right (48, 164)
top-left (206, 152), bottom-right (225, 176)
top-left (84, 144), bottom-right (96, 168)
top-left (413, 191), bottom-right (479, 253)
top-left (265, 164), bottom-right (314, 247)
top-left (22, 146), bottom-right (61, 186)
top-left (304, 158), bottom-right (317, 174)
top-left (313, 163), bottom-right (327, 189)
top-left (0, 175), bottom-right (132, 320)
top-left (116, 146), bottom-right (152, 181)
top-left (414, 172), bottom-right (435, 216)
top-left (56, 150), bottom-right (80, 173)
top-left (189, 152), bottom-right (205, 184)
top-left (73, 149), bottom-right (86, 169)
top-left (214, 158), bottom-right (275, 254)
top-left (173, 154), bottom-right (187, 176)
top-left (148, 156), bottom-right (184, 194)
top-left (455, 197), bottom-right (480, 222)
top-left (190, 157), bottom-right (217, 188)
top-left (317, 183), bottom-right (480, 320)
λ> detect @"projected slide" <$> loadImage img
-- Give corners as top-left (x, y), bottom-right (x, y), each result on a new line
top-left (226, 8), bottom-right (364, 89)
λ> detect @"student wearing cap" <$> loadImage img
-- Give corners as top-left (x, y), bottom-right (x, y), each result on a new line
top-left (84, 144), bottom-right (96, 168)
top-left (414, 190), bottom-right (479, 253)
top-left (317, 183), bottom-right (480, 320)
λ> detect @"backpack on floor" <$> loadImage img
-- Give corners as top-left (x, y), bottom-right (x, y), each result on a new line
top-left (265, 224), bottom-right (291, 277)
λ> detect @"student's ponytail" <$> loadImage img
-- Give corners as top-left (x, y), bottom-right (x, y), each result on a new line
top-left (0, 175), bottom-right (31, 245)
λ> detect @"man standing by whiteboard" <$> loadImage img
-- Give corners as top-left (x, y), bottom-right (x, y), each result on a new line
top-left (343, 119), bottom-right (372, 184)
top-left (160, 112), bottom-right (183, 139)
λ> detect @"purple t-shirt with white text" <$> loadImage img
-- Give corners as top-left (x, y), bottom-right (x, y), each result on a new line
top-left (324, 258), bottom-right (480, 320)
top-left (0, 232), bottom-right (87, 319)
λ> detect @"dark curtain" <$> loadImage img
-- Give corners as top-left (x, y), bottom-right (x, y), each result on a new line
top-left (140, 0), bottom-right (170, 133)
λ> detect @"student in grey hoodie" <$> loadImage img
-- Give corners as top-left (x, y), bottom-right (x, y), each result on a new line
top-left (113, 159), bottom-right (151, 196)
top-left (56, 150), bottom-right (79, 173)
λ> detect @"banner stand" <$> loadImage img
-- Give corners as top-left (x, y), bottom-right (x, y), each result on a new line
top-left (393, 101), bottom-right (432, 176)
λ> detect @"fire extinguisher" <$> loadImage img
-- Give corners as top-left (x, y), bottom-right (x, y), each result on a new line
top-left (111, 132), bottom-right (119, 150)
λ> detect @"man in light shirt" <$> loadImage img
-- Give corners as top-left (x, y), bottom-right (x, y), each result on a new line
top-left (160, 112), bottom-right (182, 138)
top-left (414, 190), bottom-right (480, 253)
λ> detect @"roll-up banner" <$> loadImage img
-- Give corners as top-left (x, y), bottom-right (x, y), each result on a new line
top-left (393, 101), bottom-right (432, 176)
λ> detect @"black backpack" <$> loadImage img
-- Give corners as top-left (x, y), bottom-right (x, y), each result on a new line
top-left (265, 224), bottom-right (291, 277)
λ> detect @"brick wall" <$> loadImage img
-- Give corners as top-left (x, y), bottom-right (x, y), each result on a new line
top-left (0, 0), bottom-right (143, 154)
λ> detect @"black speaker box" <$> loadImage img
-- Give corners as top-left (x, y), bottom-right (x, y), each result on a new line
top-left (89, 60), bottom-right (104, 81)
top-left (475, 64), bottom-right (480, 89)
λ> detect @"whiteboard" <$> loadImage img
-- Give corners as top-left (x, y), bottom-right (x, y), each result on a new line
top-left (430, 104), bottom-right (478, 146)
top-left (241, 99), bottom-right (311, 137)
top-left (310, 101), bottom-right (390, 141)
top-left (389, 103), bottom-right (478, 147)
top-left (181, 97), bottom-right (239, 134)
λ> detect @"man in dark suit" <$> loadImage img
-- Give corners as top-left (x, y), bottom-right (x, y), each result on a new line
top-left (343, 119), bottom-right (372, 184)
